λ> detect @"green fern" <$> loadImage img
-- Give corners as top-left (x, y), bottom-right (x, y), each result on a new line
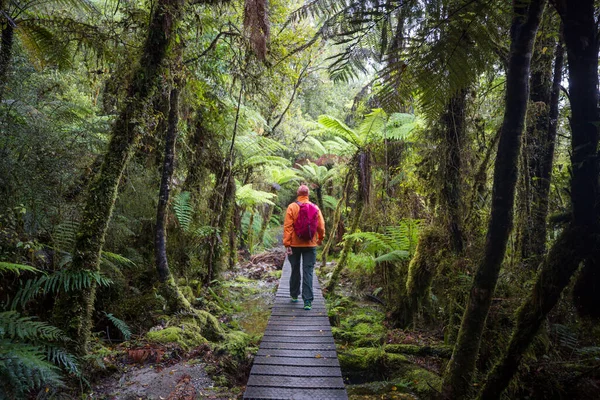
top-left (0, 262), bottom-right (40, 275)
top-left (52, 220), bottom-right (79, 251)
top-left (102, 312), bottom-right (132, 340)
top-left (0, 312), bottom-right (63, 341)
top-left (100, 251), bottom-right (137, 270)
top-left (344, 220), bottom-right (421, 265)
top-left (12, 270), bottom-right (112, 310)
top-left (0, 340), bottom-right (63, 397)
top-left (236, 184), bottom-right (276, 208)
top-left (173, 191), bottom-right (193, 232)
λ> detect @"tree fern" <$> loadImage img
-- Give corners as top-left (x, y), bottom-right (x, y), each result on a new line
top-left (235, 184), bottom-right (276, 207)
top-left (173, 191), bottom-right (193, 232)
top-left (102, 312), bottom-right (132, 340)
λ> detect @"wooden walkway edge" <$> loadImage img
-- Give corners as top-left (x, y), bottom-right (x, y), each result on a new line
top-left (243, 257), bottom-right (348, 400)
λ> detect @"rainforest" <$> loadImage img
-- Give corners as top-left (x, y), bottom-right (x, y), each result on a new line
top-left (0, 0), bottom-right (599, 399)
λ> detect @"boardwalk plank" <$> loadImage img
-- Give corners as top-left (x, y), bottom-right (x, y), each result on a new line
top-left (244, 387), bottom-right (348, 400)
top-left (243, 257), bottom-right (347, 400)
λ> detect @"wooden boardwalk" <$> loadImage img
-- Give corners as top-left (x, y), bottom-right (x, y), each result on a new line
top-left (243, 257), bottom-right (348, 400)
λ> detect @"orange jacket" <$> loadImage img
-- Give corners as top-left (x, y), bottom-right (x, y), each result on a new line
top-left (283, 195), bottom-right (325, 247)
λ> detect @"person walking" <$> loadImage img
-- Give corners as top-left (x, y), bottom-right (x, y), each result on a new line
top-left (283, 184), bottom-right (325, 310)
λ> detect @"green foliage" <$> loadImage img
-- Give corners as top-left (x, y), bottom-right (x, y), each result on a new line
top-left (345, 220), bottom-right (421, 261)
top-left (102, 312), bottom-right (132, 340)
top-left (12, 270), bottom-right (112, 310)
top-left (0, 310), bottom-right (79, 397)
top-left (0, 262), bottom-right (41, 275)
top-left (173, 191), bottom-right (193, 232)
top-left (235, 184), bottom-right (276, 207)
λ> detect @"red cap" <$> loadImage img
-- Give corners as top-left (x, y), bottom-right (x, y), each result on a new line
top-left (297, 184), bottom-right (310, 196)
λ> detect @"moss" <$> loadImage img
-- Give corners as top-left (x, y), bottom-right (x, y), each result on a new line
top-left (384, 344), bottom-right (453, 358)
top-left (333, 327), bottom-right (384, 347)
top-left (146, 312), bottom-right (224, 349)
top-left (217, 331), bottom-right (252, 359)
top-left (347, 380), bottom-right (413, 396)
top-left (404, 368), bottom-right (442, 398)
top-left (179, 285), bottom-right (195, 303)
top-left (146, 325), bottom-right (207, 350)
top-left (338, 347), bottom-right (410, 381)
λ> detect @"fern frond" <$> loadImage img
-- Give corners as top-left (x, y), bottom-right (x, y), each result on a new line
top-left (244, 155), bottom-right (291, 168)
top-left (317, 115), bottom-right (361, 148)
top-left (102, 312), bottom-right (131, 340)
top-left (0, 312), bottom-right (63, 341)
top-left (267, 168), bottom-right (299, 186)
top-left (0, 262), bottom-right (40, 275)
top-left (18, 20), bottom-right (72, 70)
top-left (374, 250), bottom-right (410, 263)
top-left (235, 184), bottom-right (276, 207)
top-left (52, 220), bottom-right (79, 251)
top-left (322, 194), bottom-right (338, 210)
top-left (173, 191), bottom-right (193, 232)
top-left (46, 346), bottom-right (79, 376)
top-left (357, 108), bottom-right (388, 142)
top-left (0, 340), bottom-right (63, 396)
top-left (100, 252), bottom-right (136, 269)
top-left (12, 270), bottom-right (112, 309)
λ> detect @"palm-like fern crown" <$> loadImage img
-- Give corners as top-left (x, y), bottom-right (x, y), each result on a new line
top-left (236, 183), bottom-right (277, 208)
top-left (8, 0), bottom-right (107, 70)
top-left (292, 0), bottom-right (509, 119)
top-left (295, 161), bottom-right (337, 187)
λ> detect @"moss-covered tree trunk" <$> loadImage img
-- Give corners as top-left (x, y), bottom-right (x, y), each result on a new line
top-left (321, 171), bottom-right (353, 268)
top-left (52, 0), bottom-right (184, 355)
top-left (0, 4), bottom-right (14, 106)
top-left (516, 16), bottom-right (562, 271)
top-left (440, 89), bottom-right (467, 255)
top-left (325, 197), bottom-right (363, 294)
top-left (478, 1), bottom-right (599, 397)
top-left (203, 164), bottom-right (235, 285)
top-left (155, 83), bottom-right (193, 313)
top-left (441, 1), bottom-right (546, 398)
top-left (392, 226), bottom-right (446, 328)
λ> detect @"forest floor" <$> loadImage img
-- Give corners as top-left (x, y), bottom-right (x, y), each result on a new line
top-left (87, 250), bottom-right (283, 400)
top-left (87, 247), bottom-right (446, 399)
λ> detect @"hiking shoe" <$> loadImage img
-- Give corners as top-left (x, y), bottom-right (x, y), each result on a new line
top-left (303, 301), bottom-right (312, 310)
top-left (291, 297), bottom-right (298, 303)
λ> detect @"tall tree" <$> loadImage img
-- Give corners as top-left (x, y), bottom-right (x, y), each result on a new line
top-left (155, 80), bottom-right (194, 312)
top-left (441, 0), bottom-right (547, 398)
top-left (53, 0), bottom-right (184, 355)
top-left (516, 14), bottom-right (563, 271)
top-left (478, 0), bottom-right (599, 397)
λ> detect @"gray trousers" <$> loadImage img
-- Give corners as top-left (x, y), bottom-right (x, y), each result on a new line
top-left (288, 247), bottom-right (317, 302)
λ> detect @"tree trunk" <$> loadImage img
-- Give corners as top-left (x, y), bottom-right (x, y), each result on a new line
top-left (517, 18), bottom-right (563, 271)
top-left (52, 0), bottom-right (184, 355)
top-left (203, 165), bottom-right (235, 285)
top-left (321, 171), bottom-right (353, 268)
top-left (0, 15), bottom-right (14, 106)
top-left (441, 1), bottom-right (546, 398)
top-left (154, 84), bottom-right (192, 312)
top-left (392, 226), bottom-right (446, 328)
top-left (478, 2), bottom-right (599, 397)
top-left (325, 197), bottom-right (363, 294)
top-left (440, 89), bottom-right (467, 254)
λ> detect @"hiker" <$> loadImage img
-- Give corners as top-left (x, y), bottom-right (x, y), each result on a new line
top-left (283, 184), bottom-right (325, 310)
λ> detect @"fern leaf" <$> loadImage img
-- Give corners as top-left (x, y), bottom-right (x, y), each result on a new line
top-left (0, 262), bottom-right (40, 275)
top-left (173, 191), bottom-right (193, 232)
top-left (102, 312), bottom-right (131, 340)
top-left (375, 250), bottom-right (410, 263)
top-left (12, 270), bottom-right (112, 310)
